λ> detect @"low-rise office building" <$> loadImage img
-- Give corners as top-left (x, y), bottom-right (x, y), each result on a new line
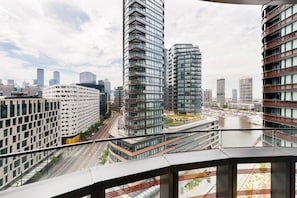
top-left (109, 116), bottom-right (219, 163)
top-left (43, 84), bottom-right (99, 144)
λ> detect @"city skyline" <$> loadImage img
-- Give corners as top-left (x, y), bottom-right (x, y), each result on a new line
top-left (0, 0), bottom-right (262, 97)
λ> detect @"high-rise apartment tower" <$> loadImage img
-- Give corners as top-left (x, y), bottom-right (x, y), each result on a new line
top-left (123, 0), bottom-right (164, 135)
top-left (262, 5), bottom-right (297, 146)
top-left (168, 44), bottom-right (202, 114)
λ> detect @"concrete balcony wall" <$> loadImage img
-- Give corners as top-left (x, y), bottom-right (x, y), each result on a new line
top-left (1, 147), bottom-right (297, 198)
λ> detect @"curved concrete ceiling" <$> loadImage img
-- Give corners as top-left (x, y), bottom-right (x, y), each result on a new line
top-left (201, 0), bottom-right (297, 5)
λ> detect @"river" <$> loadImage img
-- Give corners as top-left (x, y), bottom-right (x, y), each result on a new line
top-left (219, 115), bottom-right (263, 147)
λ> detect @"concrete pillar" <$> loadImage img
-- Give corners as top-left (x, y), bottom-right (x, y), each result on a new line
top-left (271, 160), bottom-right (295, 198)
top-left (160, 171), bottom-right (178, 198)
top-left (217, 163), bottom-right (237, 198)
top-left (91, 184), bottom-right (105, 198)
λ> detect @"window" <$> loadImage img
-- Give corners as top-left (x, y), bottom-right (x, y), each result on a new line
top-left (22, 101), bottom-right (27, 115)
top-left (5, 120), bottom-right (10, 127)
top-left (1, 104), bottom-right (7, 118)
top-left (10, 103), bottom-right (14, 117)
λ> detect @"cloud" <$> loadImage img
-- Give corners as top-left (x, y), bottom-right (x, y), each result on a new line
top-left (165, 1), bottom-right (262, 98)
top-left (46, 2), bottom-right (90, 31)
top-left (0, 0), bottom-right (263, 98)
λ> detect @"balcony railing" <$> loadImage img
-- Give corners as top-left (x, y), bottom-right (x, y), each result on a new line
top-left (262, 13), bottom-right (297, 37)
top-left (263, 83), bottom-right (297, 92)
top-left (263, 99), bottom-right (297, 108)
top-left (262, 5), bottom-right (291, 24)
top-left (1, 128), bottom-right (297, 198)
top-left (263, 66), bottom-right (297, 78)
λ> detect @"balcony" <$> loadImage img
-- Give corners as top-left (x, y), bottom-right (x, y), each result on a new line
top-left (129, 52), bottom-right (146, 59)
top-left (263, 66), bottom-right (297, 78)
top-left (263, 31), bottom-right (297, 50)
top-left (128, 16), bottom-right (146, 26)
top-left (263, 99), bottom-right (297, 108)
top-left (2, 147), bottom-right (297, 197)
top-left (262, 5), bottom-right (291, 23)
top-left (263, 113), bottom-right (297, 126)
top-left (129, 34), bottom-right (146, 42)
top-left (2, 128), bottom-right (297, 198)
top-left (263, 49), bottom-right (297, 64)
top-left (262, 13), bottom-right (297, 37)
top-left (263, 84), bottom-right (297, 92)
top-left (129, 43), bottom-right (146, 51)
top-left (126, 7), bottom-right (146, 18)
top-left (128, 25), bottom-right (146, 34)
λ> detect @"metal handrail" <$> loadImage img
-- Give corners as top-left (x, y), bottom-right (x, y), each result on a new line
top-left (1, 127), bottom-right (296, 158)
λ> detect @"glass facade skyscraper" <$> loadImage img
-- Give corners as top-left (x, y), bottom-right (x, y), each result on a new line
top-left (123, 0), bottom-right (165, 136)
top-left (168, 44), bottom-right (202, 114)
top-left (37, 68), bottom-right (44, 87)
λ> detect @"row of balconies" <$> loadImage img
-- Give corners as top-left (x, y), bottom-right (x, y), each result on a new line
top-left (262, 5), bottom-right (293, 24)
top-left (264, 48), bottom-right (297, 64)
top-left (263, 31), bottom-right (297, 50)
top-left (263, 12), bottom-right (297, 37)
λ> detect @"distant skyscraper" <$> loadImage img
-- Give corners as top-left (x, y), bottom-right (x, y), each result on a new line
top-left (217, 79), bottom-right (225, 104)
top-left (49, 79), bottom-right (56, 86)
top-left (239, 77), bottom-right (253, 103)
top-left (104, 78), bottom-right (111, 104)
top-left (168, 44), bottom-right (202, 114)
top-left (49, 71), bottom-right (60, 86)
top-left (37, 68), bottom-right (44, 87)
top-left (232, 89), bottom-right (237, 102)
top-left (98, 80), bottom-right (105, 86)
top-left (114, 86), bottom-right (124, 107)
top-left (53, 71), bottom-right (60, 84)
top-left (203, 89), bottom-right (212, 103)
top-left (104, 79), bottom-right (111, 94)
top-left (7, 79), bottom-right (14, 86)
top-left (79, 72), bottom-right (96, 84)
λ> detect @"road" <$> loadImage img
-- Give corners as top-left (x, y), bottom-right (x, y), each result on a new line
top-left (40, 112), bottom-right (120, 180)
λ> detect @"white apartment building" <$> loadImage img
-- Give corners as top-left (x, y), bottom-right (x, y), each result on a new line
top-left (43, 85), bottom-right (99, 144)
top-left (239, 77), bottom-right (253, 103)
top-left (0, 96), bottom-right (61, 189)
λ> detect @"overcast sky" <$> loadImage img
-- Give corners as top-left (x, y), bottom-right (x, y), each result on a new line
top-left (0, 0), bottom-right (262, 98)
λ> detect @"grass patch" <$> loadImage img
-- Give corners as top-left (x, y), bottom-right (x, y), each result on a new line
top-left (164, 114), bottom-right (205, 127)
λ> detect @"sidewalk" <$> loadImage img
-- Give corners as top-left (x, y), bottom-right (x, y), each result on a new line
top-left (9, 150), bottom-right (63, 189)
